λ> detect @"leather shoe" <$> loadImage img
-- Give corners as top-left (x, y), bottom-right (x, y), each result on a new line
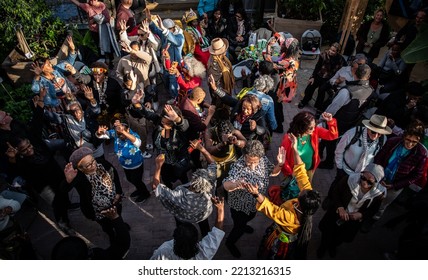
top-left (130, 190), bottom-right (141, 198)
top-left (298, 102), bottom-right (305, 109)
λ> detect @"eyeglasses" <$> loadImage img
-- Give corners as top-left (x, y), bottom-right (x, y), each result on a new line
top-left (82, 158), bottom-right (96, 169)
top-left (404, 138), bottom-right (419, 145)
top-left (360, 175), bottom-right (375, 186)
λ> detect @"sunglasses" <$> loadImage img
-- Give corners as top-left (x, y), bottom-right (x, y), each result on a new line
top-left (360, 175), bottom-right (375, 186)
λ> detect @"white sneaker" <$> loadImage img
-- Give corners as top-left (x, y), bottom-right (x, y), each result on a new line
top-left (146, 144), bottom-right (153, 150)
top-left (142, 151), bottom-right (152, 159)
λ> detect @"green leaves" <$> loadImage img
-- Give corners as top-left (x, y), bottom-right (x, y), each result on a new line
top-left (402, 23), bottom-right (428, 64)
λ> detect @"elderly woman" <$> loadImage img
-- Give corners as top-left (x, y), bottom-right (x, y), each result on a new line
top-left (244, 134), bottom-right (321, 259)
top-left (227, 8), bottom-right (251, 63)
top-left (152, 140), bottom-right (216, 236)
top-left (356, 8), bottom-right (390, 62)
top-left (167, 54), bottom-right (207, 98)
top-left (317, 163), bottom-right (386, 258)
top-left (63, 147), bottom-right (126, 242)
top-left (62, 87), bottom-right (104, 159)
top-left (208, 75), bottom-right (270, 145)
top-left (298, 42), bottom-right (346, 109)
top-left (223, 140), bottom-right (285, 258)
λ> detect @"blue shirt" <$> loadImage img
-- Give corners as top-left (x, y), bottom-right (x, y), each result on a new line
top-left (249, 89), bottom-right (278, 130)
top-left (106, 129), bottom-right (143, 169)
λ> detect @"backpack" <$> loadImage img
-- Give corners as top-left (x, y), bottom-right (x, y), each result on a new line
top-left (342, 125), bottom-right (385, 171)
top-left (334, 84), bottom-right (374, 135)
top-left (344, 125), bottom-right (385, 154)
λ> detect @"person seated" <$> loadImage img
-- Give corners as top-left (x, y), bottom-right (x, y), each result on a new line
top-left (227, 8), bottom-right (251, 63)
top-left (317, 53), bottom-right (367, 112)
top-left (375, 43), bottom-right (407, 96)
top-left (298, 42), bottom-right (346, 110)
top-left (206, 8), bottom-right (227, 41)
top-left (150, 196), bottom-right (225, 260)
top-left (388, 9), bottom-right (426, 50)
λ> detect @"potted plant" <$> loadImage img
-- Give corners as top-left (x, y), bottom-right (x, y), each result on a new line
top-left (274, 0), bottom-right (326, 40)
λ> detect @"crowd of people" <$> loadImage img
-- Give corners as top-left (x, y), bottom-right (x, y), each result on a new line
top-left (1, 1), bottom-right (428, 260)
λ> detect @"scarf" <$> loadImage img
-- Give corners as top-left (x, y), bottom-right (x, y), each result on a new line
top-left (237, 20), bottom-right (245, 37)
top-left (347, 173), bottom-right (386, 212)
top-left (213, 55), bottom-right (235, 95)
top-left (354, 128), bottom-right (378, 172)
top-left (64, 114), bottom-right (94, 149)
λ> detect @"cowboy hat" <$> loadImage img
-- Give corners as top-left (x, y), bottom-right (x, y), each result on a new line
top-left (362, 114), bottom-right (392, 135)
top-left (209, 38), bottom-right (229, 55)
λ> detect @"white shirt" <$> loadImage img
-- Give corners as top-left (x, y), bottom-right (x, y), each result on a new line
top-left (0, 195), bottom-right (21, 231)
top-left (150, 227), bottom-right (225, 260)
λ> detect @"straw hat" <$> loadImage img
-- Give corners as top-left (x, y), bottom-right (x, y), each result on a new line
top-left (209, 38), bottom-right (229, 55)
top-left (362, 114), bottom-right (392, 135)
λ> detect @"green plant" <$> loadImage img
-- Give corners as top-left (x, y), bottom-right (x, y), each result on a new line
top-left (68, 25), bottom-right (98, 55)
top-left (402, 23), bottom-right (428, 63)
top-left (0, 0), bottom-right (66, 61)
top-left (276, 0), bottom-right (326, 21)
top-left (0, 83), bottom-right (33, 123)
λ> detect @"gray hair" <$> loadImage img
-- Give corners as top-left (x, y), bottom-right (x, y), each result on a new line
top-left (242, 140), bottom-right (265, 158)
top-left (190, 169), bottom-right (213, 193)
top-left (263, 75), bottom-right (274, 92)
top-left (183, 55), bottom-right (206, 78)
top-left (253, 76), bottom-right (266, 92)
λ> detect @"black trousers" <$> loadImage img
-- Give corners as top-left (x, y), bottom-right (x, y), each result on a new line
top-left (227, 208), bottom-right (257, 245)
top-left (160, 162), bottom-right (189, 189)
top-left (301, 76), bottom-right (329, 107)
top-left (123, 164), bottom-right (151, 198)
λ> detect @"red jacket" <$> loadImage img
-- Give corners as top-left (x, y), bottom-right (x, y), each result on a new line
top-left (281, 118), bottom-right (338, 176)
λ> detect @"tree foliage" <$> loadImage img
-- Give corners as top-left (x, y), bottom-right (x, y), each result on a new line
top-left (0, 0), bottom-right (66, 61)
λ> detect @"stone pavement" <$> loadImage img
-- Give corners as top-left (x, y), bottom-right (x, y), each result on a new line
top-left (18, 47), bottom-right (407, 260)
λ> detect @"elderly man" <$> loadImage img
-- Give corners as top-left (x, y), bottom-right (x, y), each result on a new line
top-left (152, 139), bottom-right (216, 237)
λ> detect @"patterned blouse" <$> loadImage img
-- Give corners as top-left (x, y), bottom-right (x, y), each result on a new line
top-left (223, 156), bottom-right (274, 215)
top-left (155, 163), bottom-right (217, 223)
top-left (86, 163), bottom-right (118, 220)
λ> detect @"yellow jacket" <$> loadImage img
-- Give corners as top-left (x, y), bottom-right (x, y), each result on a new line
top-left (256, 163), bottom-right (312, 234)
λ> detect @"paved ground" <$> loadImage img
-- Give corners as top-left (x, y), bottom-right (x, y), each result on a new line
top-left (13, 46), bottom-right (410, 260)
